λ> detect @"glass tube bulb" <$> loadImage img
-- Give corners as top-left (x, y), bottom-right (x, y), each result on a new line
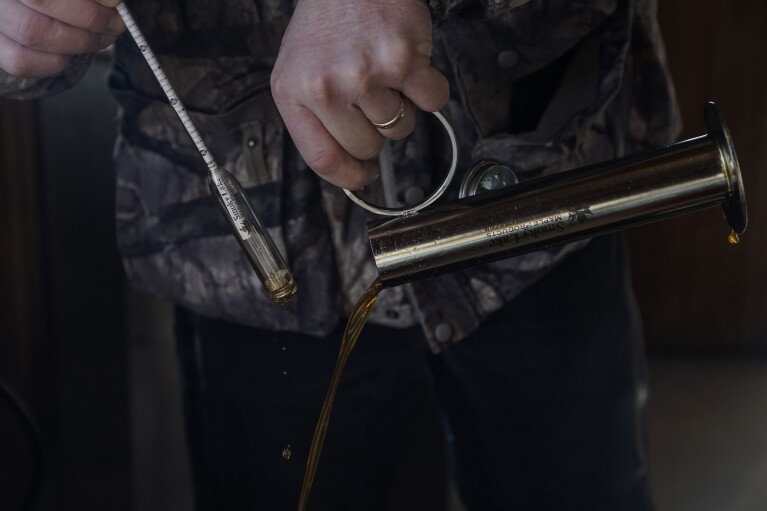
top-left (208, 167), bottom-right (297, 305)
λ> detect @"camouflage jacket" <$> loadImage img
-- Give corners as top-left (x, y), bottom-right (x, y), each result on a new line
top-left (1, 0), bottom-right (679, 352)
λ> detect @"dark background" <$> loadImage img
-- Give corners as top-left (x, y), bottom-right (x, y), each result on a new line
top-left (628, 0), bottom-right (767, 350)
top-left (1, 1), bottom-right (766, 509)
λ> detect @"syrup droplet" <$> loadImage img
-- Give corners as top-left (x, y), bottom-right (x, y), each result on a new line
top-left (728, 230), bottom-right (740, 245)
top-left (282, 446), bottom-right (292, 461)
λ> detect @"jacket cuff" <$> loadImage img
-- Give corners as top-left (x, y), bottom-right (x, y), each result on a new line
top-left (0, 53), bottom-right (93, 100)
top-left (428, 0), bottom-right (468, 23)
top-left (429, 0), bottom-right (532, 22)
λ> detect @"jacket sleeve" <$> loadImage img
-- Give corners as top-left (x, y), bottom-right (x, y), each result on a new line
top-left (0, 54), bottom-right (92, 100)
top-left (429, 0), bottom-right (531, 23)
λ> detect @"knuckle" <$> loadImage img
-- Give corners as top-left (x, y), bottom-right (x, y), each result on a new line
top-left (303, 74), bottom-right (334, 107)
top-left (15, 13), bottom-right (51, 48)
top-left (348, 170), bottom-right (376, 191)
top-left (356, 139), bottom-right (384, 161)
top-left (338, 58), bottom-right (371, 89)
top-left (68, 31), bottom-right (100, 54)
top-left (272, 66), bottom-right (337, 109)
top-left (47, 55), bottom-right (70, 76)
top-left (416, 39), bottom-right (434, 59)
top-left (1, 46), bottom-right (66, 77)
top-left (306, 147), bottom-right (341, 177)
top-left (389, 123), bottom-right (415, 141)
top-left (431, 79), bottom-right (451, 110)
top-left (22, 0), bottom-right (46, 9)
top-left (270, 69), bottom-right (291, 104)
top-left (2, 47), bottom-right (32, 77)
top-left (379, 41), bottom-right (412, 81)
top-left (76, 3), bottom-right (104, 31)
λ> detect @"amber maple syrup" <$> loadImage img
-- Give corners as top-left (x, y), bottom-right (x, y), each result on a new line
top-left (296, 278), bottom-right (383, 511)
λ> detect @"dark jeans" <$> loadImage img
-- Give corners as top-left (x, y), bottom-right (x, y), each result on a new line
top-left (432, 233), bottom-right (654, 510)
top-left (175, 234), bottom-right (653, 511)
top-left (174, 308), bottom-right (444, 511)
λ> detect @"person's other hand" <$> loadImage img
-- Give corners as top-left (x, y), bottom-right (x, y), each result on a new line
top-left (0, 0), bottom-right (124, 78)
top-left (271, 0), bottom-right (449, 190)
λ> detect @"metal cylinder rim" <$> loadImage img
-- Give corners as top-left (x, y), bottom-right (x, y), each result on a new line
top-left (705, 101), bottom-right (748, 234)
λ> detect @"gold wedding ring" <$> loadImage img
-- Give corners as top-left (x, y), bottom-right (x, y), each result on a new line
top-left (372, 98), bottom-right (406, 129)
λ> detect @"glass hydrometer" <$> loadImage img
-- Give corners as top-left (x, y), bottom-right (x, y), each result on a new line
top-left (116, 2), bottom-right (297, 305)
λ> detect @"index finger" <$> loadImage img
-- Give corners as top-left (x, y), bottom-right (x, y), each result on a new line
top-left (19, 0), bottom-right (124, 34)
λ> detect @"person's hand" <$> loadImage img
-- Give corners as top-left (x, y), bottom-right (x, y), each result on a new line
top-left (271, 0), bottom-right (449, 190)
top-left (0, 0), bottom-right (124, 78)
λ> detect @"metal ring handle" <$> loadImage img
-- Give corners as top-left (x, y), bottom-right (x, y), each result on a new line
top-left (343, 111), bottom-right (458, 217)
